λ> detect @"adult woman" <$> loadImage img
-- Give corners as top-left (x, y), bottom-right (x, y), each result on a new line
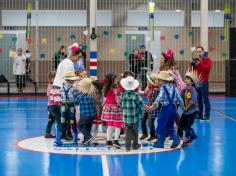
top-left (12, 48), bottom-right (26, 93)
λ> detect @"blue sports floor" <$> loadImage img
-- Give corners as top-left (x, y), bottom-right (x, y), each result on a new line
top-left (0, 96), bottom-right (236, 176)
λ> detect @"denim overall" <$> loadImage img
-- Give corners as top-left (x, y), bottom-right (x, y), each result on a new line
top-left (154, 86), bottom-right (180, 148)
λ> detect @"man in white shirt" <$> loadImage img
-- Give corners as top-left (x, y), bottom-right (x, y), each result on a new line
top-left (53, 44), bottom-right (83, 88)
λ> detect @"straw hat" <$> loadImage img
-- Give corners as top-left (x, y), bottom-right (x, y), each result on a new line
top-left (64, 71), bottom-right (79, 81)
top-left (120, 76), bottom-right (139, 91)
top-left (73, 77), bottom-right (97, 95)
top-left (157, 71), bottom-right (174, 81)
top-left (146, 72), bottom-right (159, 86)
top-left (185, 68), bottom-right (202, 85)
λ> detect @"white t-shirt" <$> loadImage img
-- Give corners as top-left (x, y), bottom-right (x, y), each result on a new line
top-left (12, 55), bottom-right (26, 75)
top-left (53, 58), bottom-right (74, 88)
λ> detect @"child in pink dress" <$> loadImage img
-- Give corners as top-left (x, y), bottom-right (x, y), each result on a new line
top-left (101, 73), bottom-right (123, 148)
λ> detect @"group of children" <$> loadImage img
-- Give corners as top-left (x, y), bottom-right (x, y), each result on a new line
top-left (44, 49), bottom-right (200, 152)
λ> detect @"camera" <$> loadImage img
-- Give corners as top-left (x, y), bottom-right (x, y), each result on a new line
top-left (191, 58), bottom-right (199, 66)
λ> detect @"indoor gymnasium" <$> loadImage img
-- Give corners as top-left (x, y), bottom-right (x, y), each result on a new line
top-left (0, 0), bottom-right (236, 176)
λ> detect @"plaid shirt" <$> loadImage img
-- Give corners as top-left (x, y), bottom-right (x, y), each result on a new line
top-left (121, 90), bottom-right (143, 125)
top-left (74, 91), bottom-right (96, 118)
top-left (154, 83), bottom-right (184, 109)
top-left (145, 86), bottom-right (159, 118)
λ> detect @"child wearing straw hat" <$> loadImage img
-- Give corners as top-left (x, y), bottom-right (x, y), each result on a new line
top-left (120, 76), bottom-right (143, 152)
top-left (73, 78), bottom-right (97, 144)
top-left (54, 71), bottom-right (79, 146)
top-left (140, 72), bottom-right (160, 141)
top-left (147, 71), bottom-right (184, 148)
top-left (179, 69), bottom-right (200, 146)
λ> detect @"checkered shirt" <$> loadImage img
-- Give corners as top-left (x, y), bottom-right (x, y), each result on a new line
top-left (146, 87), bottom-right (159, 118)
top-left (74, 91), bottom-right (96, 118)
top-left (121, 90), bottom-right (143, 125)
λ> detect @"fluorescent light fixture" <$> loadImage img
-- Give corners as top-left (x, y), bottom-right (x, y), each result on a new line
top-left (175, 9), bottom-right (182, 12)
top-left (215, 10), bottom-right (221, 12)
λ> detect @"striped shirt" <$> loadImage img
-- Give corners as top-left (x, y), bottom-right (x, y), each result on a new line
top-left (121, 90), bottom-right (143, 125)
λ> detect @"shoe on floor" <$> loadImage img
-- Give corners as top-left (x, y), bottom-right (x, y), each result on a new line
top-left (170, 141), bottom-right (180, 148)
top-left (54, 140), bottom-right (63, 146)
top-left (113, 140), bottom-right (121, 148)
top-left (106, 140), bottom-right (113, 147)
top-left (44, 133), bottom-right (55, 138)
top-left (83, 136), bottom-right (94, 144)
top-left (132, 144), bottom-right (141, 150)
top-left (125, 146), bottom-right (131, 152)
top-left (139, 134), bottom-right (148, 140)
top-left (147, 136), bottom-right (156, 141)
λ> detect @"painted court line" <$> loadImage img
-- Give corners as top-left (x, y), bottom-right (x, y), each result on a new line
top-left (212, 108), bottom-right (236, 122)
top-left (101, 155), bottom-right (110, 176)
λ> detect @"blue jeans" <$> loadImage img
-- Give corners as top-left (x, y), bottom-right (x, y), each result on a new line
top-left (78, 117), bottom-right (94, 142)
top-left (197, 82), bottom-right (211, 118)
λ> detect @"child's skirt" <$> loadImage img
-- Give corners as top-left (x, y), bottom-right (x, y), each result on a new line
top-left (101, 104), bottom-right (123, 128)
top-left (93, 115), bottom-right (102, 124)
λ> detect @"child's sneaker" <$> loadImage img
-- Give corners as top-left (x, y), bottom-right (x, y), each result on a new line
top-left (125, 146), bottom-right (131, 152)
top-left (170, 140), bottom-right (180, 148)
top-left (54, 140), bottom-right (63, 146)
top-left (83, 136), bottom-right (94, 144)
top-left (106, 140), bottom-right (113, 147)
top-left (182, 137), bottom-right (190, 147)
top-left (139, 134), bottom-right (148, 140)
top-left (112, 140), bottom-right (121, 149)
top-left (132, 144), bottom-right (141, 150)
top-left (44, 133), bottom-right (55, 138)
top-left (147, 136), bottom-right (156, 141)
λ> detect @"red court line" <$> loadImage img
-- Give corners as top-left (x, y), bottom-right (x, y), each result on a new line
top-left (15, 136), bottom-right (186, 156)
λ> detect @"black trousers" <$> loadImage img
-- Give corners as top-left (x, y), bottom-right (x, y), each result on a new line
top-left (141, 112), bottom-right (155, 137)
top-left (16, 75), bottom-right (25, 89)
top-left (179, 111), bottom-right (197, 137)
top-left (125, 123), bottom-right (138, 148)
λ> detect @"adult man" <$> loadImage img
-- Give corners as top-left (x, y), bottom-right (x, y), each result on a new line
top-left (191, 46), bottom-right (212, 120)
top-left (139, 45), bottom-right (153, 90)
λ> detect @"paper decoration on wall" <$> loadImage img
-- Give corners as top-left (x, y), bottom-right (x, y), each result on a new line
top-left (117, 34), bottom-right (123, 39)
top-left (109, 48), bottom-right (116, 54)
top-left (146, 36), bottom-right (151, 42)
top-left (160, 35), bottom-right (165, 41)
top-left (56, 37), bottom-right (62, 43)
top-left (0, 34), bottom-right (4, 40)
top-left (41, 38), bottom-right (47, 44)
top-left (70, 34), bottom-right (76, 40)
top-left (131, 36), bottom-right (137, 41)
top-left (26, 3), bottom-right (33, 13)
top-left (222, 52), bottom-right (228, 59)
top-left (0, 48), bottom-right (3, 53)
top-left (26, 38), bottom-right (32, 44)
top-left (179, 49), bottom-right (184, 55)
top-left (174, 34), bottom-right (180, 40)
top-left (40, 53), bottom-right (46, 59)
top-left (124, 51), bottom-right (129, 58)
top-left (11, 36), bottom-right (17, 43)
top-left (220, 35), bottom-right (225, 41)
top-left (188, 31), bottom-right (193, 37)
top-left (209, 47), bottom-right (215, 52)
top-left (83, 30), bottom-right (88, 36)
top-left (103, 31), bottom-right (109, 36)
top-left (9, 51), bottom-right (17, 58)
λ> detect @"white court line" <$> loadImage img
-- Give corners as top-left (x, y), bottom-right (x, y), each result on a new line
top-left (101, 155), bottom-right (110, 176)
